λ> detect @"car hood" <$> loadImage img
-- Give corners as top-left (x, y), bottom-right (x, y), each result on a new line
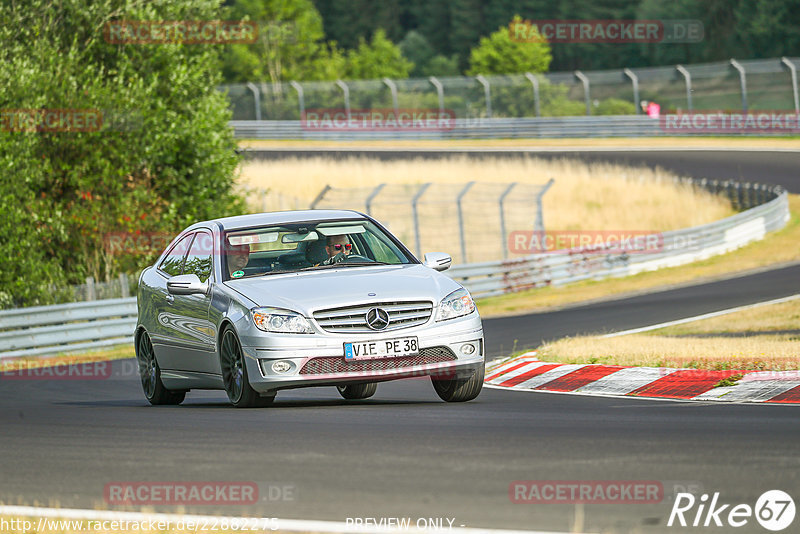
top-left (223, 264), bottom-right (462, 314)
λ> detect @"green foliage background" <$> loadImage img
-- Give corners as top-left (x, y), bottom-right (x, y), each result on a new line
top-left (0, 0), bottom-right (243, 308)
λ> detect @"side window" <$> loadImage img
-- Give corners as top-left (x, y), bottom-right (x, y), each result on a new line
top-left (158, 233), bottom-right (194, 276)
top-left (363, 231), bottom-right (397, 263)
top-left (184, 231), bottom-right (213, 283)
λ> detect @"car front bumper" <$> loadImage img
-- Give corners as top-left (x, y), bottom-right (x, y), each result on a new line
top-left (239, 313), bottom-right (484, 394)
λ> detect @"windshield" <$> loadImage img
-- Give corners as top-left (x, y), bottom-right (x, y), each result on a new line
top-left (222, 219), bottom-right (413, 280)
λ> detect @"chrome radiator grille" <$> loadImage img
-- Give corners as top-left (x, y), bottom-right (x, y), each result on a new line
top-left (313, 301), bottom-right (434, 333)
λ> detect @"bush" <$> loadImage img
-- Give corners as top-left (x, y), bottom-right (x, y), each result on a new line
top-left (594, 98), bottom-right (637, 115)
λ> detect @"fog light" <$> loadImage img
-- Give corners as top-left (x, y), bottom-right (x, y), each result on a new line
top-left (271, 360), bottom-right (292, 374)
top-left (460, 343), bottom-right (476, 355)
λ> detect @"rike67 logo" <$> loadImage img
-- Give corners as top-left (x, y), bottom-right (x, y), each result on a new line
top-left (668, 490), bottom-right (795, 531)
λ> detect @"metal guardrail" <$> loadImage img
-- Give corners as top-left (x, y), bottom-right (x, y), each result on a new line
top-left (0, 180), bottom-right (789, 359)
top-left (0, 298), bottom-right (137, 359)
top-left (231, 116), bottom-right (668, 140)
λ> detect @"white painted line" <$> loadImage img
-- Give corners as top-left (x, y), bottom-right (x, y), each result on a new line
top-left (485, 353), bottom-right (539, 376)
top-left (485, 361), bottom-right (550, 385)
top-left (692, 380), bottom-right (800, 402)
top-left (602, 294), bottom-right (800, 338)
top-left (0, 506), bottom-right (577, 534)
top-left (576, 367), bottom-right (677, 396)
top-left (740, 370), bottom-right (800, 382)
top-left (513, 364), bottom-right (586, 389)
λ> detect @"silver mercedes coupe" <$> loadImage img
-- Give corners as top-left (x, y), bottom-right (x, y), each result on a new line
top-left (135, 210), bottom-right (484, 407)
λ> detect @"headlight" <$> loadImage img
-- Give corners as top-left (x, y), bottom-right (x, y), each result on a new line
top-left (436, 288), bottom-right (475, 321)
top-left (252, 307), bottom-right (313, 334)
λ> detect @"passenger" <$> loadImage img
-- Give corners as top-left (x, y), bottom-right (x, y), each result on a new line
top-left (226, 243), bottom-right (250, 277)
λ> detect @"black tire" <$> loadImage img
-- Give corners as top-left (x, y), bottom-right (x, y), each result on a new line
top-left (336, 382), bottom-right (378, 400)
top-left (136, 331), bottom-right (186, 406)
top-left (220, 326), bottom-right (275, 408)
top-left (431, 363), bottom-right (484, 402)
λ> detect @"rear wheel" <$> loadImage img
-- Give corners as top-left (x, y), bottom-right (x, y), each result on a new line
top-left (136, 331), bottom-right (185, 405)
top-left (431, 363), bottom-right (484, 402)
top-left (220, 326), bottom-right (274, 408)
top-left (336, 382), bottom-right (378, 400)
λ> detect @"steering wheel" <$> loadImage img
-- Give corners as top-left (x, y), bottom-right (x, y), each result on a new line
top-left (343, 254), bottom-right (373, 263)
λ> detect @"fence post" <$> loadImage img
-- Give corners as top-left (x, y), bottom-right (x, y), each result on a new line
top-left (524, 73), bottom-right (541, 117)
top-left (428, 76), bottom-right (445, 115)
top-left (245, 82), bottom-right (262, 121)
top-left (86, 277), bottom-right (96, 301)
top-left (456, 182), bottom-right (476, 263)
top-left (623, 68), bottom-right (640, 114)
top-left (335, 79), bottom-right (351, 120)
top-left (574, 71), bottom-right (591, 116)
top-left (290, 81), bottom-right (304, 118)
top-left (730, 59), bottom-right (748, 113)
top-left (365, 183), bottom-right (386, 216)
top-left (535, 179), bottom-right (555, 251)
top-left (119, 273), bottom-right (129, 298)
top-left (676, 65), bottom-right (693, 112)
top-left (781, 57), bottom-right (799, 114)
top-left (499, 182), bottom-right (517, 260)
top-left (411, 183), bottom-right (431, 258)
top-left (310, 185), bottom-right (331, 209)
top-left (382, 78), bottom-right (399, 115)
top-left (475, 75), bottom-right (492, 118)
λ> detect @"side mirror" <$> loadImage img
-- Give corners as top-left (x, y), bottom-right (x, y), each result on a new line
top-left (167, 273), bottom-right (209, 296)
top-left (423, 252), bottom-right (452, 272)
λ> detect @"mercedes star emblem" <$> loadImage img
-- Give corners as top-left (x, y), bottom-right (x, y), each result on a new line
top-left (365, 307), bottom-right (390, 330)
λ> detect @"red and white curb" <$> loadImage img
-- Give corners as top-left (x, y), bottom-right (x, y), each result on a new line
top-left (485, 353), bottom-right (800, 403)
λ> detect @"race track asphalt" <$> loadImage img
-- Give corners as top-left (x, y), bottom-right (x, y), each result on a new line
top-left (2, 148), bottom-right (799, 534)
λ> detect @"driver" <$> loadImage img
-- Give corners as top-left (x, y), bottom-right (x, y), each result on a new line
top-left (321, 235), bottom-right (352, 265)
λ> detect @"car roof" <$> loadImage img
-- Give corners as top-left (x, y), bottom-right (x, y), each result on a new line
top-left (190, 209), bottom-right (368, 232)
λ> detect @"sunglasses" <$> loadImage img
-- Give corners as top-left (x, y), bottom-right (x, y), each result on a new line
top-left (330, 243), bottom-right (352, 251)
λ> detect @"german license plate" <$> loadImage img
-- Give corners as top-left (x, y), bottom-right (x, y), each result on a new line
top-left (344, 336), bottom-right (419, 361)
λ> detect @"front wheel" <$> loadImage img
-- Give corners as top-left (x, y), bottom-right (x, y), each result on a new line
top-left (136, 331), bottom-right (186, 405)
top-left (220, 326), bottom-right (275, 408)
top-left (336, 382), bottom-right (378, 400)
top-left (431, 363), bottom-right (484, 402)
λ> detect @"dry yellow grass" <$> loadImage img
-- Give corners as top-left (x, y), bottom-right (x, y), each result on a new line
top-left (655, 297), bottom-right (800, 336)
top-left (537, 334), bottom-right (800, 370)
top-left (536, 296), bottom-right (800, 369)
top-left (238, 156), bottom-right (733, 233)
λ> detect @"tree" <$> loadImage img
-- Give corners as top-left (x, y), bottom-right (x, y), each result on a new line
top-left (344, 29), bottom-right (414, 79)
top-left (221, 0), bottom-right (346, 82)
top-left (0, 0), bottom-right (243, 307)
top-left (467, 15), bottom-right (552, 75)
